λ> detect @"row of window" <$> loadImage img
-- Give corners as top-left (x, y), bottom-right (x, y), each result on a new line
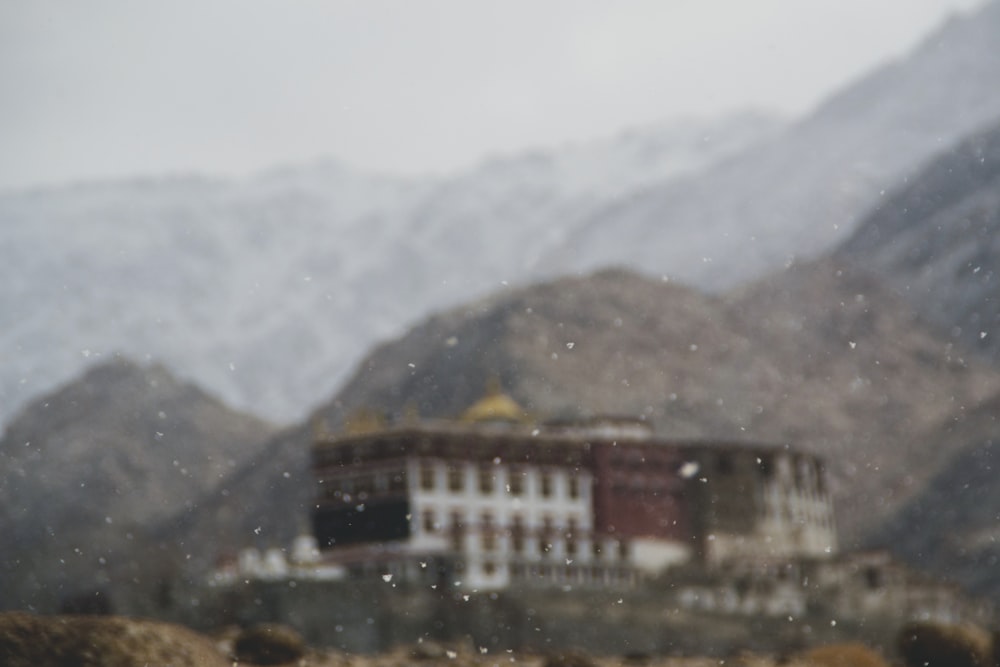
top-left (460, 560), bottom-right (636, 585)
top-left (420, 462), bottom-right (582, 499)
top-left (421, 509), bottom-right (627, 560)
top-left (320, 468), bottom-right (406, 500)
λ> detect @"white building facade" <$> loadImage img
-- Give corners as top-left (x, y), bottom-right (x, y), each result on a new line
top-left (310, 403), bottom-right (837, 591)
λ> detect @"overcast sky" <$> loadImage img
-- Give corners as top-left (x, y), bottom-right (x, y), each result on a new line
top-left (0, 0), bottom-right (989, 190)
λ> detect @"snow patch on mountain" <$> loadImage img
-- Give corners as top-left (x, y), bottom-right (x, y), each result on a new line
top-left (0, 113), bottom-right (779, 429)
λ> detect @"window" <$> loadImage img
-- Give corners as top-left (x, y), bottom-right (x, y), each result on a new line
top-left (388, 469), bottom-right (406, 493)
top-left (508, 468), bottom-right (524, 495)
top-left (483, 561), bottom-right (496, 576)
top-left (511, 515), bottom-right (525, 553)
top-left (423, 510), bottom-right (436, 533)
top-left (481, 513), bottom-right (495, 551)
top-left (540, 470), bottom-right (553, 498)
top-left (448, 464), bottom-right (464, 492)
top-left (568, 474), bottom-right (580, 499)
top-left (449, 512), bottom-right (465, 551)
top-left (478, 465), bottom-right (494, 494)
top-left (420, 462), bottom-right (436, 490)
top-left (540, 516), bottom-right (554, 555)
top-left (566, 539), bottom-right (577, 556)
top-left (759, 455), bottom-right (774, 480)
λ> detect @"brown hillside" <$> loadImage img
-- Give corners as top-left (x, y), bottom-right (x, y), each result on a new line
top-left (0, 355), bottom-right (275, 612)
top-left (187, 265), bottom-right (1000, 565)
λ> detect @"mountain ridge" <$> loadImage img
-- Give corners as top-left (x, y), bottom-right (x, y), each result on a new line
top-left (0, 111), bottom-right (779, 432)
top-left (547, 0), bottom-right (1000, 289)
top-left (836, 117), bottom-right (1000, 363)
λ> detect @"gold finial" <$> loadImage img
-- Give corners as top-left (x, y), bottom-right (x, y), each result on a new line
top-left (460, 377), bottom-right (529, 423)
top-left (344, 407), bottom-right (387, 435)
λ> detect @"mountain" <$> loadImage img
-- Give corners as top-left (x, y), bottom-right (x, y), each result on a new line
top-left (867, 389), bottom-right (1000, 600)
top-left (723, 258), bottom-right (1000, 539)
top-left (0, 113), bottom-right (779, 433)
top-left (4, 4), bottom-right (999, 442)
top-left (548, 0), bottom-right (1000, 289)
top-left (175, 266), bottom-right (1000, 571)
top-left (0, 356), bottom-right (274, 611)
top-left (836, 117), bottom-right (1000, 364)
top-left (829, 116), bottom-right (1000, 604)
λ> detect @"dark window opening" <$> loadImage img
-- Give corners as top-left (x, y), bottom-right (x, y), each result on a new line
top-left (509, 469), bottom-right (524, 495)
top-left (448, 465), bottom-right (465, 492)
top-left (420, 462), bottom-right (436, 490)
top-left (479, 466), bottom-right (495, 494)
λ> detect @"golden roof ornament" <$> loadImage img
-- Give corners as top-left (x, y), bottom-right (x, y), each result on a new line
top-left (344, 407), bottom-right (387, 435)
top-left (460, 377), bottom-right (529, 423)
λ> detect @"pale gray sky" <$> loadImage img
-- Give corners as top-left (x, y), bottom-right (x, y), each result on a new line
top-left (0, 0), bottom-right (989, 190)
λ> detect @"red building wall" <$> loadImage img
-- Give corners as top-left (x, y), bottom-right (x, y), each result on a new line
top-left (591, 442), bottom-right (689, 542)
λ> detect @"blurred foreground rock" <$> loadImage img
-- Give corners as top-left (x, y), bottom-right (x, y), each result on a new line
top-left (0, 611), bottom-right (230, 667)
top-left (896, 621), bottom-right (998, 667)
top-left (794, 642), bottom-right (890, 667)
top-left (0, 609), bottom-right (933, 667)
top-left (234, 622), bottom-right (308, 664)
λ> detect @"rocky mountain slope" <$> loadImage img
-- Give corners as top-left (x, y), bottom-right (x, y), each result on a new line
top-left (0, 113), bottom-right (778, 433)
top-left (0, 356), bottom-right (274, 611)
top-left (826, 117), bottom-right (1000, 605)
top-left (868, 388), bottom-right (1000, 601)
top-left (172, 265), bottom-right (1000, 573)
top-left (836, 117), bottom-right (1000, 364)
top-left (549, 1), bottom-right (1000, 289)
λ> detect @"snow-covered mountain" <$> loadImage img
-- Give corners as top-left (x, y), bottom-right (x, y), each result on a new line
top-left (547, 0), bottom-right (1000, 288)
top-left (0, 113), bottom-right (779, 429)
top-left (836, 116), bottom-right (1000, 364)
top-left (4, 1), bottom-right (999, 432)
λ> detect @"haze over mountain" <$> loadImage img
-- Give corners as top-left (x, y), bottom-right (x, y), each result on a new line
top-left (0, 113), bottom-right (779, 432)
top-left (837, 117), bottom-right (1000, 363)
top-left (867, 388), bottom-right (1000, 602)
top-left (826, 115), bottom-right (1000, 606)
top-left (3, 3), bottom-right (1000, 439)
top-left (551, 0), bottom-right (1000, 288)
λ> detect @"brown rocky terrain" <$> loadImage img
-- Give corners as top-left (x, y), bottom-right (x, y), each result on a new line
top-left (724, 259), bottom-right (1000, 537)
top-left (867, 388), bottom-right (1000, 598)
top-left (0, 611), bottom-right (894, 667)
top-left (0, 356), bottom-right (275, 612)
top-left (829, 116), bottom-right (1000, 603)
